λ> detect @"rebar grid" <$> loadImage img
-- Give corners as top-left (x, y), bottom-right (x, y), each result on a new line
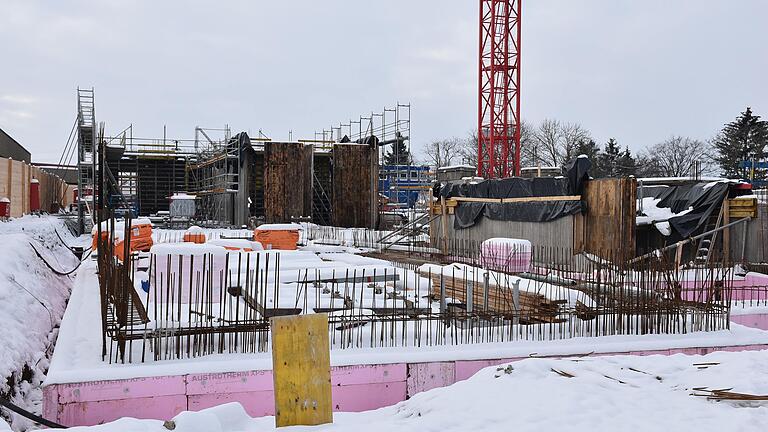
top-left (95, 217), bottom-right (762, 365)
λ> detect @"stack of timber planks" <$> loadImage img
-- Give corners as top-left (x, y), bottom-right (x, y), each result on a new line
top-left (418, 269), bottom-right (565, 324)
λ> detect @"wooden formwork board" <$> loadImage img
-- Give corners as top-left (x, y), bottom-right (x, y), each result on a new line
top-left (331, 144), bottom-right (376, 228)
top-left (264, 142), bottom-right (313, 223)
top-left (271, 313), bottom-right (333, 427)
top-left (576, 178), bottom-right (637, 260)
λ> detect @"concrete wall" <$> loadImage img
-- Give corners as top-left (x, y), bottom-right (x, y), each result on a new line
top-left (729, 204), bottom-right (767, 263)
top-left (431, 212), bottom-right (576, 249)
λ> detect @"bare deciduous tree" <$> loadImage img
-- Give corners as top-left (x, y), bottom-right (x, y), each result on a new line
top-left (640, 136), bottom-right (714, 177)
top-left (524, 119), bottom-right (592, 168)
top-left (458, 130), bottom-right (478, 168)
top-left (561, 123), bottom-right (592, 162)
top-left (424, 137), bottom-right (462, 170)
top-left (532, 118), bottom-right (562, 167)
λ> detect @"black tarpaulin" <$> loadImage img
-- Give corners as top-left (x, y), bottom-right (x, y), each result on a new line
top-left (564, 157), bottom-right (591, 195)
top-left (443, 157), bottom-right (589, 229)
top-left (440, 176), bottom-right (570, 200)
top-left (452, 198), bottom-right (584, 230)
top-left (652, 182), bottom-right (730, 238)
top-left (454, 202), bottom-right (485, 228)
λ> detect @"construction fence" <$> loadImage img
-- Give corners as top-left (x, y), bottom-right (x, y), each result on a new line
top-left (0, 156), bottom-right (74, 217)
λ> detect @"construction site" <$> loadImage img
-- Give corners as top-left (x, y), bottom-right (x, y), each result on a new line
top-left (61, 88), bottom-right (416, 233)
top-left (1, 1), bottom-right (768, 431)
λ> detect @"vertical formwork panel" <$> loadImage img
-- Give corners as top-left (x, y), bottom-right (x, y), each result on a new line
top-left (331, 143), bottom-right (376, 228)
top-left (264, 142), bottom-right (313, 224)
top-left (580, 177), bottom-right (637, 261)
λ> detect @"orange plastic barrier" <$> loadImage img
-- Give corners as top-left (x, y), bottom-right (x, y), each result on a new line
top-left (183, 233), bottom-right (206, 244)
top-left (254, 229), bottom-right (299, 250)
top-left (222, 245), bottom-right (254, 252)
top-left (92, 222), bottom-right (154, 261)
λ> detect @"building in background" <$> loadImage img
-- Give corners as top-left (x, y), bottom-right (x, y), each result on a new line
top-left (378, 164), bottom-right (432, 208)
top-left (0, 127), bottom-right (32, 162)
top-left (436, 165), bottom-right (477, 183)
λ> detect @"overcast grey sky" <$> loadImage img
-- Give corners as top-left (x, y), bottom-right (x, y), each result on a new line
top-left (1, 0), bottom-right (766, 164)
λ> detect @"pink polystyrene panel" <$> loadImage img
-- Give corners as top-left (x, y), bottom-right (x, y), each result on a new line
top-left (406, 362), bottom-right (456, 396)
top-left (332, 363), bottom-right (407, 386)
top-left (731, 314), bottom-right (768, 330)
top-left (57, 375), bottom-right (186, 403)
top-left (454, 359), bottom-right (508, 381)
top-left (47, 342), bottom-right (768, 428)
top-left (718, 344), bottom-right (768, 352)
top-left (188, 391), bottom-right (275, 417)
top-left (42, 385), bottom-right (58, 422)
top-left (332, 382), bottom-right (407, 412)
top-left (57, 395), bottom-right (188, 427)
top-left (629, 350), bottom-right (672, 356)
top-left (186, 370), bottom-right (273, 395)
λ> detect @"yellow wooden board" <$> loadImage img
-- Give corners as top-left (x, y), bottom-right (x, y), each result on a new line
top-left (728, 198), bottom-right (757, 207)
top-left (729, 210), bottom-right (757, 218)
top-left (271, 313), bottom-right (333, 427)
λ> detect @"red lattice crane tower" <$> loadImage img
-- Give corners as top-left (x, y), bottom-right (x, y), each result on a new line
top-left (477, 0), bottom-right (521, 179)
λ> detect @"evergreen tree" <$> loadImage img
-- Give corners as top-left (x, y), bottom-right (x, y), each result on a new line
top-left (713, 107), bottom-right (768, 179)
top-left (616, 146), bottom-right (637, 177)
top-left (383, 140), bottom-right (413, 165)
top-left (573, 139), bottom-right (600, 163)
top-left (596, 138), bottom-right (621, 177)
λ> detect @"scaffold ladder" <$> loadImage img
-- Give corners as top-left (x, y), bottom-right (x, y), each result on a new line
top-left (76, 87), bottom-right (96, 234)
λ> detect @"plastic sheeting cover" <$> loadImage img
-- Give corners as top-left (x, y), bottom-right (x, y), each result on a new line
top-left (438, 157), bottom-right (590, 229)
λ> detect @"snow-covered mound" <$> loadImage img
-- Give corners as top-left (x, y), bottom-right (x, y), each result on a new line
top-left (52, 350), bottom-right (768, 431)
top-left (0, 216), bottom-right (82, 430)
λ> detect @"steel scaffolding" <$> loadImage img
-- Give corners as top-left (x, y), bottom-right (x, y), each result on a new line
top-left (76, 87), bottom-right (96, 234)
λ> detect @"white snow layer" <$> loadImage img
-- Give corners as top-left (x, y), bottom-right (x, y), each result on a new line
top-left (636, 196), bottom-right (693, 236)
top-left (0, 216), bottom-right (81, 430)
top-left (48, 349), bottom-right (768, 431)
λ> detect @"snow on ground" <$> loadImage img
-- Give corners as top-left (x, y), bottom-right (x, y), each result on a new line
top-left (46, 349), bottom-right (768, 431)
top-left (0, 215), bottom-right (85, 430)
top-left (44, 249), bottom-right (768, 385)
top-left (45, 224), bottom-right (768, 385)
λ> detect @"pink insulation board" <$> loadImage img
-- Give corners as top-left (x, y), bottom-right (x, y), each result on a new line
top-left (44, 343), bottom-right (768, 427)
top-left (479, 238), bottom-right (532, 273)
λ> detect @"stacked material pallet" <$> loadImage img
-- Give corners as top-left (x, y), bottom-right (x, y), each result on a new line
top-left (418, 266), bottom-right (564, 324)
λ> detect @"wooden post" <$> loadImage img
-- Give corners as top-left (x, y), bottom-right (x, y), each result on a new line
top-left (440, 196), bottom-right (448, 254)
top-left (271, 313), bottom-right (333, 428)
top-left (723, 199), bottom-right (730, 262)
top-left (6, 158), bottom-right (12, 215)
top-left (674, 241), bottom-right (683, 269)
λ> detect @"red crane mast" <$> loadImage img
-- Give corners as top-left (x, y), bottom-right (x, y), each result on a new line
top-left (477, 0), bottom-right (522, 179)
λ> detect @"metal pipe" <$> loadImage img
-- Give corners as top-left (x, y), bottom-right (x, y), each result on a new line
top-left (741, 219), bottom-right (748, 262)
top-left (630, 217), bottom-right (752, 264)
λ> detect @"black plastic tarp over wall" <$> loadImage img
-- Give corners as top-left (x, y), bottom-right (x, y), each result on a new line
top-left (436, 158), bottom-right (590, 229)
top-left (647, 182), bottom-right (731, 239)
